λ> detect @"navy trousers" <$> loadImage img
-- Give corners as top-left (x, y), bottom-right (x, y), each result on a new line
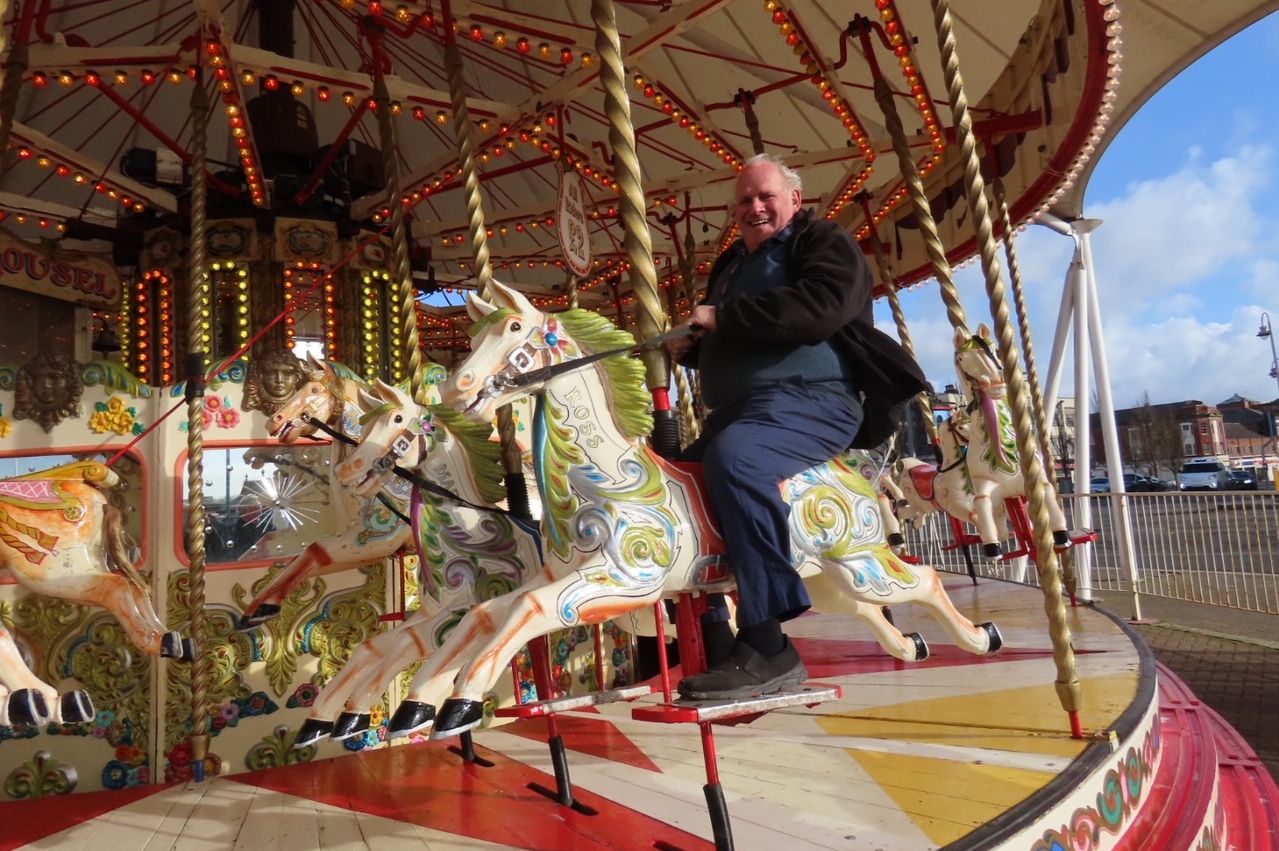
top-left (680, 380), bottom-right (863, 628)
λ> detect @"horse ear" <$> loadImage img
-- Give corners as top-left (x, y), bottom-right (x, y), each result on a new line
top-left (953, 325), bottom-right (969, 347)
top-left (355, 384), bottom-right (381, 412)
top-left (488, 279), bottom-right (534, 314)
top-left (373, 378), bottom-right (401, 403)
top-left (305, 352), bottom-right (325, 372)
top-left (977, 322), bottom-right (992, 341)
top-left (466, 292), bottom-right (498, 322)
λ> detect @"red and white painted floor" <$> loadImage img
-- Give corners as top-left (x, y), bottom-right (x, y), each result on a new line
top-left (5, 577), bottom-right (1275, 850)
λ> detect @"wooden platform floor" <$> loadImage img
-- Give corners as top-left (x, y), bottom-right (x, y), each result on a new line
top-left (8, 577), bottom-right (1141, 850)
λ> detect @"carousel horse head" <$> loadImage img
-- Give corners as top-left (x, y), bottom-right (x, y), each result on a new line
top-left (442, 280), bottom-right (584, 422)
top-left (270, 354), bottom-right (341, 443)
top-left (953, 324), bottom-right (1006, 401)
top-left (335, 379), bottom-right (439, 496)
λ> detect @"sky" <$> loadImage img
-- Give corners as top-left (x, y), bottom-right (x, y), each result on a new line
top-left (879, 10), bottom-right (1279, 412)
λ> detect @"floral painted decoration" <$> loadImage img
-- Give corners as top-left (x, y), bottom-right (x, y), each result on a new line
top-left (178, 395), bottom-right (241, 431)
top-left (89, 396), bottom-right (145, 436)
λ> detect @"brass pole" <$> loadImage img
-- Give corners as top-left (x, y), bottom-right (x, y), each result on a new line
top-left (369, 43), bottom-right (425, 402)
top-left (592, 0), bottom-right (668, 388)
top-left (929, 0), bottom-right (1081, 726)
top-left (184, 69), bottom-right (213, 776)
top-left (440, 1), bottom-right (528, 516)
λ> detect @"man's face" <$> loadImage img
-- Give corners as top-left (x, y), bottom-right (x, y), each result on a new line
top-left (733, 161), bottom-right (801, 252)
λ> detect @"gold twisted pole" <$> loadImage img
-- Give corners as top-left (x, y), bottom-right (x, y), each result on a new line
top-left (869, 72), bottom-right (966, 332)
top-left (566, 272), bottom-right (579, 309)
top-left (859, 198), bottom-right (937, 442)
top-left (371, 64), bottom-right (425, 403)
top-left (184, 73), bottom-right (213, 775)
top-left (993, 175), bottom-right (1077, 595)
top-left (929, 0), bottom-right (1081, 728)
top-left (993, 177), bottom-right (1055, 482)
top-left (440, 5), bottom-right (527, 515)
top-left (592, 0), bottom-right (668, 390)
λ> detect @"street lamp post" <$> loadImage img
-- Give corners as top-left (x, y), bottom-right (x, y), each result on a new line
top-left (1257, 312), bottom-right (1279, 485)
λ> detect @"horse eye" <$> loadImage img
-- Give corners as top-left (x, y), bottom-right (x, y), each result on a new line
top-left (510, 321), bottom-right (522, 333)
top-left (394, 414), bottom-right (403, 424)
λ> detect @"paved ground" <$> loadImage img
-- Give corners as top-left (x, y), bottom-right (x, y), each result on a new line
top-left (1098, 595), bottom-right (1279, 781)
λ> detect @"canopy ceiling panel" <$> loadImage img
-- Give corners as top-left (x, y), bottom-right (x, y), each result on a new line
top-left (0, 0), bottom-right (1269, 308)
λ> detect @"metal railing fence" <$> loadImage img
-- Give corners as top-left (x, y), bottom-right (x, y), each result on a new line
top-left (901, 490), bottom-right (1279, 615)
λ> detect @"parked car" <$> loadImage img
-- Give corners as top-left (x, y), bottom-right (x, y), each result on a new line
top-left (1228, 470), bottom-right (1258, 491)
top-left (1087, 473), bottom-right (1172, 493)
top-left (1179, 458), bottom-right (1231, 491)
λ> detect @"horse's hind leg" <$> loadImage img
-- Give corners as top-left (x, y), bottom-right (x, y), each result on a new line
top-left (807, 571), bottom-right (926, 662)
top-left (911, 567), bottom-right (1001, 656)
top-left (435, 575), bottom-right (661, 739)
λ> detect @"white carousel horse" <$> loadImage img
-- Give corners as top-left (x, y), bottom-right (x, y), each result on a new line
top-left (0, 461), bottom-right (191, 674)
top-left (0, 623), bottom-right (95, 727)
top-left (237, 357), bottom-right (421, 628)
top-left (888, 414), bottom-right (1009, 537)
top-left (337, 281), bottom-right (1003, 740)
top-left (246, 359), bottom-right (543, 746)
top-left (952, 326), bottom-right (1070, 559)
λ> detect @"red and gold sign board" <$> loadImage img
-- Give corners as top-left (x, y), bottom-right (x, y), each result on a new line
top-left (557, 171), bottom-right (592, 277)
top-left (0, 229), bottom-right (120, 309)
top-left (275, 218), bottom-right (339, 266)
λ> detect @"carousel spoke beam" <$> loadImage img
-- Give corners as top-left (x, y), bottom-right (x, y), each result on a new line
top-left (352, 0), bottom-right (732, 220)
top-left (0, 189), bottom-right (117, 226)
top-left (224, 42), bottom-right (519, 121)
top-left (8, 121), bottom-right (178, 212)
top-left (25, 42), bottom-right (190, 70)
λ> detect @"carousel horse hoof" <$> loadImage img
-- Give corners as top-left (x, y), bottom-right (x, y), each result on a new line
top-left (237, 604), bottom-right (281, 631)
top-left (887, 532), bottom-right (905, 547)
top-left (294, 718), bottom-right (335, 747)
top-left (61, 690), bottom-right (95, 724)
top-left (907, 632), bottom-right (929, 662)
top-left (980, 622), bottom-right (1004, 654)
top-left (8, 689), bottom-right (50, 727)
top-left (981, 542), bottom-right (1003, 560)
top-left (429, 699), bottom-right (484, 740)
top-left (387, 700), bottom-right (436, 737)
top-left (160, 631), bottom-right (195, 662)
top-left (1052, 529), bottom-right (1072, 549)
top-left (330, 712), bottom-right (370, 741)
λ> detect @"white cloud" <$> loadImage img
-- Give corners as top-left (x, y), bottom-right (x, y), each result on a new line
top-left (874, 145), bottom-right (1279, 411)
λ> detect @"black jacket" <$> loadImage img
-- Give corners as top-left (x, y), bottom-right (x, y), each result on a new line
top-left (689, 209), bottom-right (928, 449)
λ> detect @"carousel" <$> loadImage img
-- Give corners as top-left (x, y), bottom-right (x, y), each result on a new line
top-left (0, 1), bottom-right (1275, 849)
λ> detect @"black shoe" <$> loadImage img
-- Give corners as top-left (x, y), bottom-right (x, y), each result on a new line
top-left (676, 638), bottom-right (808, 701)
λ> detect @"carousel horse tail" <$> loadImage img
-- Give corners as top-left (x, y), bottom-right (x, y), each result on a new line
top-left (103, 502), bottom-right (148, 594)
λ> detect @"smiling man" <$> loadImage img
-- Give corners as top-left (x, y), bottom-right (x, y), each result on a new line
top-left (668, 153), bottom-right (927, 700)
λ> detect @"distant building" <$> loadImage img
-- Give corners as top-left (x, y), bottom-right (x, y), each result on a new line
top-left (1089, 400), bottom-right (1226, 478)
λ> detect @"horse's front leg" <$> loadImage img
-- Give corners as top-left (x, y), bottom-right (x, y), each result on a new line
top-left (295, 611), bottom-right (441, 745)
top-left (239, 530), bottom-right (407, 629)
top-left (970, 484), bottom-right (1005, 559)
top-left (387, 577), bottom-right (546, 738)
top-left (0, 628), bottom-right (59, 726)
top-left (805, 571), bottom-right (923, 661)
top-left (433, 572), bottom-right (664, 739)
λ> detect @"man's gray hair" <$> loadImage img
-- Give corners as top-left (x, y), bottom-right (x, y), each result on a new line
top-left (743, 153), bottom-right (802, 194)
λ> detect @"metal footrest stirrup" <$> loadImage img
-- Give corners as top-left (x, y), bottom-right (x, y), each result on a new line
top-left (631, 593), bottom-right (841, 851)
top-left (496, 628), bottom-right (650, 816)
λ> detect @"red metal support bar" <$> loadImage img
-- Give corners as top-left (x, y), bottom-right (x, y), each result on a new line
top-left (293, 99), bottom-right (372, 206)
top-left (85, 78), bottom-right (242, 198)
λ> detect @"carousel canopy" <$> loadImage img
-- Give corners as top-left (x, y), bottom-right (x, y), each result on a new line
top-left (0, 0), bottom-right (1273, 314)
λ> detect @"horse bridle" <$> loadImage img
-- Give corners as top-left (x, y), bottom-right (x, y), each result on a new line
top-left (937, 418), bottom-right (969, 474)
top-left (463, 322), bottom-right (696, 414)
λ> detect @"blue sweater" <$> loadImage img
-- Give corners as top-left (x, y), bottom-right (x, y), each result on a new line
top-left (697, 223), bottom-right (855, 409)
